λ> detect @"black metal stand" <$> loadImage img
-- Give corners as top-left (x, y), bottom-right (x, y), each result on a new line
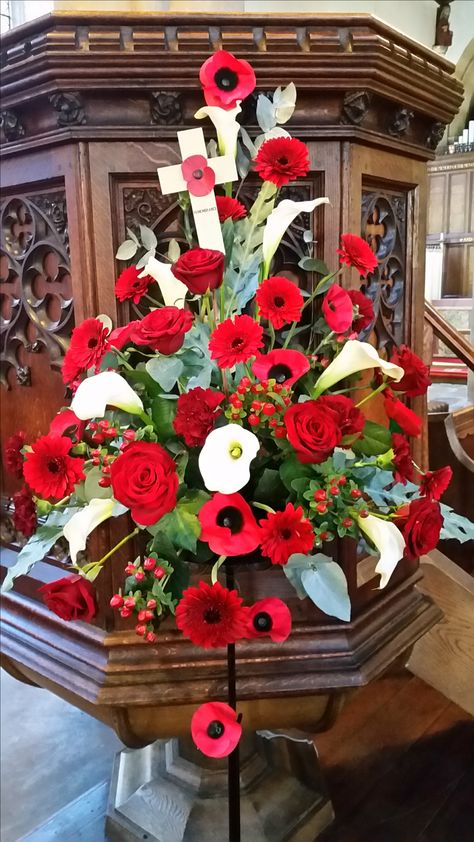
top-left (226, 566), bottom-right (241, 842)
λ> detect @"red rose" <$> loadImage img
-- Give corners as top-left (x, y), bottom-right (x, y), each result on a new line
top-left (109, 320), bottom-right (140, 351)
top-left (3, 431), bottom-right (26, 478)
top-left (322, 284), bottom-right (354, 333)
top-left (348, 289), bottom-right (374, 332)
top-left (396, 498), bottom-right (443, 560)
top-left (172, 247), bottom-right (225, 295)
top-left (129, 307), bottom-right (193, 354)
top-left (392, 433), bottom-right (414, 484)
top-left (390, 345), bottom-right (432, 397)
top-left (199, 49), bottom-right (256, 110)
top-left (285, 399), bottom-right (342, 463)
top-left (110, 440), bottom-right (178, 526)
top-left (216, 195), bottom-right (247, 222)
top-left (39, 574), bottom-right (97, 622)
top-left (174, 387), bottom-right (224, 447)
top-left (254, 137), bottom-right (310, 188)
top-left (13, 487), bottom-right (37, 538)
top-left (336, 233), bottom-right (378, 277)
top-left (317, 395), bottom-right (365, 442)
top-left (384, 395), bottom-right (422, 438)
top-left (420, 466), bottom-right (452, 501)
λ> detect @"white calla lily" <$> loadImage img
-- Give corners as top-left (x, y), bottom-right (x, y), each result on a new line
top-left (194, 102), bottom-right (242, 157)
top-left (71, 371), bottom-right (143, 420)
top-left (64, 498), bottom-right (116, 564)
top-left (199, 424), bottom-right (260, 494)
top-left (357, 514), bottom-right (406, 589)
top-left (313, 340), bottom-right (404, 397)
top-left (263, 196), bottom-right (330, 276)
top-left (139, 255), bottom-right (187, 308)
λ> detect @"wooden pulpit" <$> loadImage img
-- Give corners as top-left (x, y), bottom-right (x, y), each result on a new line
top-left (0, 12), bottom-right (463, 837)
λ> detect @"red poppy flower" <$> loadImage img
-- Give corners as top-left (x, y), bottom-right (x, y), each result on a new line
top-left (322, 284), bottom-right (354, 333)
top-left (49, 409), bottom-right (86, 442)
top-left (256, 276), bottom-right (304, 329)
top-left (115, 266), bottom-right (153, 304)
top-left (181, 154), bottom-right (216, 197)
top-left (348, 289), bottom-right (374, 333)
top-left (216, 195), bottom-right (247, 223)
top-left (175, 580), bottom-right (248, 648)
top-left (252, 348), bottom-right (309, 387)
top-left (259, 503), bottom-right (314, 565)
top-left (191, 701), bottom-right (242, 758)
top-left (420, 466), bottom-right (453, 501)
top-left (23, 435), bottom-right (85, 501)
top-left (209, 315), bottom-right (264, 369)
top-left (129, 307), bottom-right (193, 354)
top-left (62, 318), bottom-right (110, 386)
top-left (384, 395), bottom-right (422, 438)
top-left (199, 492), bottom-right (261, 557)
top-left (254, 137), bottom-right (310, 187)
top-left (199, 49), bottom-right (256, 109)
top-left (244, 598), bottom-right (292, 643)
top-left (174, 387), bottom-right (224, 448)
top-left (336, 234), bottom-right (378, 277)
top-left (3, 431), bottom-right (26, 479)
top-left (317, 394), bottom-right (365, 442)
top-left (392, 433), bottom-right (414, 484)
top-left (13, 486), bottom-right (37, 538)
top-left (390, 345), bottom-right (432, 398)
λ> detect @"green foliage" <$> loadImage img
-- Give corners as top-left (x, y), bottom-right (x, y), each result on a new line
top-left (298, 257), bottom-right (330, 276)
top-left (253, 468), bottom-right (286, 508)
top-left (279, 456), bottom-right (314, 492)
top-left (284, 552), bottom-right (351, 621)
top-left (84, 466), bottom-right (113, 502)
top-left (152, 396), bottom-right (177, 440)
top-left (146, 357), bottom-right (184, 392)
top-left (157, 490), bottom-right (210, 554)
top-left (352, 421), bottom-right (392, 456)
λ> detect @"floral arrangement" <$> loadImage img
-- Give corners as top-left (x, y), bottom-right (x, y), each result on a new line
top-left (3, 50), bottom-right (473, 760)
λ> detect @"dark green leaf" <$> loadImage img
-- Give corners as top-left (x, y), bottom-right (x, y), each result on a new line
top-left (167, 556), bottom-right (190, 606)
top-left (152, 396), bottom-right (177, 440)
top-left (222, 218), bottom-right (235, 267)
top-left (352, 421), bottom-right (392, 456)
top-left (254, 469), bottom-right (286, 507)
top-left (148, 530), bottom-right (179, 562)
top-left (298, 257), bottom-right (330, 276)
top-left (279, 456), bottom-right (314, 492)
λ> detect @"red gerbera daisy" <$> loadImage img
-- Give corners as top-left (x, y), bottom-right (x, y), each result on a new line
top-left (23, 434), bottom-right (85, 501)
top-left (199, 492), bottom-right (261, 557)
top-left (260, 503), bottom-right (314, 565)
top-left (3, 431), bottom-right (26, 478)
top-left (420, 466), bottom-right (453, 501)
top-left (322, 284), bottom-right (354, 333)
top-left (244, 597), bottom-right (292, 643)
top-left (252, 348), bottom-right (309, 387)
top-left (175, 580), bottom-right (248, 648)
top-left (191, 701), bottom-right (242, 758)
top-left (114, 266), bottom-right (153, 305)
top-left (209, 315), bottom-right (264, 369)
top-left (13, 486), bottom-right (37, 538)
top-left (199, 49), bottom-right (256, 110)
top-left (62, 318), bottom-right (110, 386)
top-left (348, 289), bottom-right (374, 333)
top-left (216, 195), bottom-right (247, 223)
top-left (392, 433), bottom-right (414, 484)
top-left (254, 137), bottom-right (310, 187)
top-left (256, 276), bottom-right (304, 329)
top-left (336, 233), bottom-right (378, 277)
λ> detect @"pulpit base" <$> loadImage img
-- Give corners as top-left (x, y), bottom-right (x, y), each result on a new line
top-left (106, 731), bottom-right (334, 842)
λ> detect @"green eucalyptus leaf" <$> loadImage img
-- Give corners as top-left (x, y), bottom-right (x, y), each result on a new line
top-left (146, 357), bottom-right (184, 392)
top-left (140, 225), bottom-right (158, 252)
top-left (84, 466), bottom-right (113, 501)
top-left (298, 257), bottom-right (330, 276)
top-left (301, 561), bottom-right (351, 622)
top-left (116, 239), bottom-right (138, 261)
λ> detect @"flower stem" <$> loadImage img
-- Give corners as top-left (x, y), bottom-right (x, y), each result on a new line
top-left (252, 501), bottom-right (276, 515)
top-left (211, 555), bottom-right (227, 584)
top-left (282, 321), bottom-right (298, 350)
top-left (268, 322), bottom-right (276, 352)
top-left (355, 381), bottom-right (388, 409)
top-left (86, 527), bottom-right (139, 570)
top-left (139, 410), bottom-right (154, 427)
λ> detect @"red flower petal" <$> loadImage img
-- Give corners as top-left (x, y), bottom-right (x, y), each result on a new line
top-left (62, 318), bottom-right (110, 386)
top-left (175, 580), bottom-right (248, 648)
top-left (259, 503), bottom-right (314, 565)
top-left (3, 431), bottom-right (26, 479)
top-left (209, 315), bottom-right (264, 369)
top-left (199, 50), bottom-right (256, 110)
top-left (256, 276), bottom-right (304, 329)
top-left (23, 435), bottom-right (85, 501)
top-left (390, 345), bottom-right (432, 398)
top-left (384, 396), bottom-right (422, 438)
top-left (420, 466), bottom-right (453, 501)
top-left (392, 433), bottom-right (415, 484)
top-left (115, 266), bottom-right (152, 304)
top-left (348, 289), bottom-right (374, 333)
top-left (254, 137), bottom-right (310, 187)
top-left (244, 598), bottom-right (292, 643)
top-left (252, 349), bottom-right (309, 387)
top-left (191, 701), bottom-right (242, 758)
top-left (216, 195), bottom-right (247, 222)
top-left (322, 284), bottom-right (354, 333)
top-left (174, 387), bottom-right (224, 448)
top-left (199, 492), bottom-right (261, 556)
top-left (336, 234), bottom-right (378, 277)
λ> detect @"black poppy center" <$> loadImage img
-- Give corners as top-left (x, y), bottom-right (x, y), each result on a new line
top-left (268, 363), bottom-right (292, 384)
top-left (216, 506), bottom-right (243, 534)
top-left (88, 337), bottom-right (98, 348)
top-left (47, 458), bottom-right (61, 474)
top-left (277, 156), bottom-right (289, 166)
top-left (274, 296), bottom-right (285, 308)
top-left (253, 611), bottom-right (273, 632)
top-left (192, 168), bottom-right (204, 180)
top-left (203, 607), bottom-right (222, 624)
top-left (214, 67), bottom-right (238, 91)
top-left (207, 719), bottom-right (225, 739)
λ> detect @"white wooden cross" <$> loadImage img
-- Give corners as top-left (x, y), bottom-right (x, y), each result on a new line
top-left (157, 127), bottom-right (238, 254)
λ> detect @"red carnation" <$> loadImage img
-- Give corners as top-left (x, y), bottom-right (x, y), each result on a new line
top-left (244, 597), bottom-right (292, 643)
top-left (13, 487), bottom-right (37, 538)
top-left (396, 498), bottom-right (443, 560)
top-left (348, 289), bottom-right (374, 332)
top-left (62, 318), bottom-right (110, 386)
top-left (322, 284), bottom-right (354, 333)
top-left (256, 276), bottom-right (304, 329)
top-left (392, 433), bottom-right (414, 484)
top-left (199, 492), bottom-right (261, 557)
top-left (175, 580), bottom-right (248, 648)
top-left (420, 466), bottom-right (453, 501)
top-left (129, 307), bottom-right (193, 355)
top-left (23, 435), bottom-right (85, 501)
top-left (216, 195), bottom-right (247, 223)
top-left (39, 574), bottom-right (97, 622)
top-left (209, 315), bottom-right (263, 369)
top-left (252, 348), bottom-right (309, 387)
top-left (3, 431), bottom-right (26, 478)
top-left (199, 49), bottom-right (256, 110)
top-left (115, 266), bottom-right (152, 305)
top-left (172, 247), bottom-right (225, 296)
top-left (285, 399), bottom-right (342, 463)
top-left (49, 409), bottom-right (86, 442)
top-left (317, 394), bottom-right (365, 443)
top-left (174, 387), bottom-right (224, 448)
top-left (191, 701), bottom-right (242, 758)
top-left (254, 137), bottom-right (310, 187)
top-left (390, 345), bottom-right (432, 398)
top-left (260, 503), bottom-right (314, 565)
top-left (110, 440), bottom-right (178, 526)
top-left (337, 233), bottom-right (378, 277)
top-left (384, 395), bottom-right (422, 438)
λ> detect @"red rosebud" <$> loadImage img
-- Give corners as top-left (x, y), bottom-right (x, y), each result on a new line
top-left (124, 597), bottom-right (136, 609)
top-left (172, 247), bottom-right (225, 295)
top-left (143, 557), bottom-right (156, 571)
top-left (39, 575), bottom-right (97, 623)
top-left (154, 566), bottom-right (166, 579)
top-left (146, 599), bottom-right (157, 610)
top-left (129, 307), bottom-right (193, 355)
top-left (135, 624), bottom-right (147, 637)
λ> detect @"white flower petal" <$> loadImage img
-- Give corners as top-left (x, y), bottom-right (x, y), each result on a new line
top-left (253, 126), bottom-right (291, 152)
top-left (194, 103), bottom-right (242, 157)
top-left (357, 514), bottom-right (406, 589)
top-left (263, 197), bottom-right (330, 275)
top-left (198, 424), bottom-right (260, 494)
top-left (71, 371), bottom-right (143, 420)
top-left (139, 255), bottom-right (187, 308)
top-left (313, 340), bottom-right (404, 396)
top-left (64, 498), bottom-right (115, 564)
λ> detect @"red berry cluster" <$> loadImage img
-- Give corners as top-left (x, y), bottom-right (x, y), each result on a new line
top-left (225, 377), bottom-right (289, 439)
top-left (305, 474), bottom-right (369, 540)
top-left (109, 555), bottom-right (172, 644)
top-left (88, 425), bottom-right (136, 488)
